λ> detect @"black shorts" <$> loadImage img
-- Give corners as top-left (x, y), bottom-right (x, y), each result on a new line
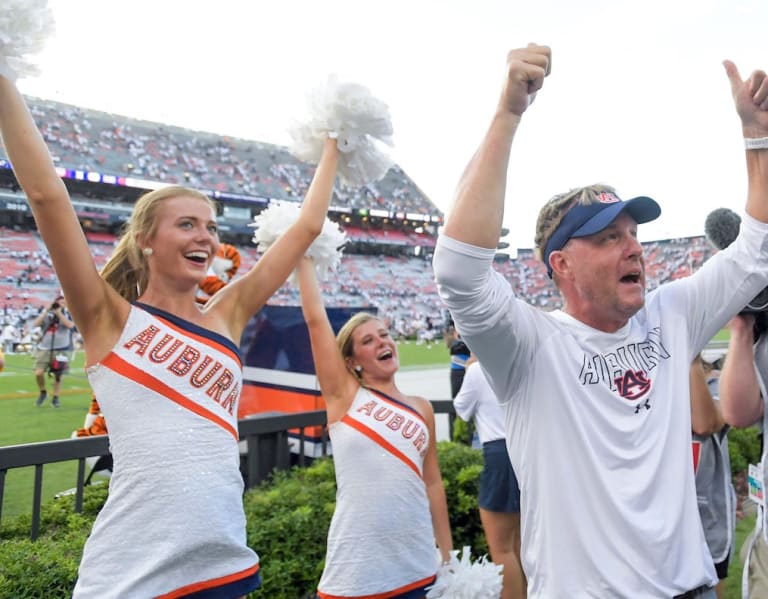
top-left (714, 556), bottom-right (729, 580)
top-left (479, 439), bottom-right (520, 513)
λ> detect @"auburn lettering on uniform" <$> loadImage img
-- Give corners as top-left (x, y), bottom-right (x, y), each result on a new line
top-left (356, 399), bottom-right (428, 455)
top-left (123, 325), bottom-right (238, 415)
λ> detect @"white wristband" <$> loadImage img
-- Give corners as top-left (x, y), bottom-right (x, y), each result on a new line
top-left (745, 137), bottom-right (768, 151)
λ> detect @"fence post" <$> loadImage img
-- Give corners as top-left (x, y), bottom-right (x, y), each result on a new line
top-left (243, 412), bottom-right (291, 489)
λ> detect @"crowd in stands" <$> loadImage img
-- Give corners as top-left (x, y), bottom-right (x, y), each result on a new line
top-left (11, 98), bottom-right (437, 216)
top-left (0, 225), bottom-right (717, 353)
top-left (0, 99), bottom-right (720, 349)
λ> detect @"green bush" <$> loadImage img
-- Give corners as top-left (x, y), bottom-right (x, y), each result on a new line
top-left (451, 416), bottom-right (473, 445)
top-left (246, 458), bottom-right (336, 597)
top-left (435, 441), bottom-right (486, 555)
top-left (0, 485), bottom-right (108, 597)
top-left (729, 426), bottom-right (762, 475)
top-left (0, 443), bottom-right (486, 598)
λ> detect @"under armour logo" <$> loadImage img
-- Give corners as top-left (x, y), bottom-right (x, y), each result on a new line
top-left (634, 398), bottom-right (651, 414)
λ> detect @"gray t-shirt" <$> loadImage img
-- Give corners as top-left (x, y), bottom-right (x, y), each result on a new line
top-left (36, 310), bottom-right (74, 351)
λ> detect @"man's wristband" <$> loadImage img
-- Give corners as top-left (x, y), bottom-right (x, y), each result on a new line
top-left (744, 137), bottom-right (768, 151)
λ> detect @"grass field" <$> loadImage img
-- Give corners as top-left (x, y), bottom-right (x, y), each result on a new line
top-left (724, 512), bottom-right (755, 599)
top-left (0, 351), bottom-right (95, 520)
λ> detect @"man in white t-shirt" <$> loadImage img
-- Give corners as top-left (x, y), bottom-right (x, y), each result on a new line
top-left (433, 44), bottom-right (768, 598)
top-left (453, 357), bottom-right (525, 599)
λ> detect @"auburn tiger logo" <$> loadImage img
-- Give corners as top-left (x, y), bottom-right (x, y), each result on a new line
top-left (613, 369), bottom-right (651, 400)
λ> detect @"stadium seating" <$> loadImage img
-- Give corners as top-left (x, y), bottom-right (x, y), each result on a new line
top-left (0, 224), bottom-right (717, 345)
top-left (0, 97), bottom-right (719, 345)
top-left (8, 97), bottom-right (439, 216)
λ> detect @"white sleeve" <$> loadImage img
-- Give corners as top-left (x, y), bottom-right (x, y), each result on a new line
top-left (453, 362), bottom-right (481, 420)
top-left (658, 213), bottom-right (768, 357)
top-left (433, 234), bottom-right (541, 403)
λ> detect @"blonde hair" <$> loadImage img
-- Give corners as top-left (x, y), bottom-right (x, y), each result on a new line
top-left (336, 311), bottom-right (380, 380)
top-left (100, 185), bottom-right (215, 302)
top-left (533, 183), bottom-right (618, 263)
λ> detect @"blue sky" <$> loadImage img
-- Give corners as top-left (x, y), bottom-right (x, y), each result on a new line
top-left (19, 0), bottom-right (767, 247)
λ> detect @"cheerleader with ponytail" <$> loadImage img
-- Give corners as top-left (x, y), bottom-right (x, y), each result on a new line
top-left (0, 3), bottom-right (346, 595)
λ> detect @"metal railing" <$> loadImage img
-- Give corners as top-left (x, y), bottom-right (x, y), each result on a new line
top-left (0, 400), bottom-right (455, 541)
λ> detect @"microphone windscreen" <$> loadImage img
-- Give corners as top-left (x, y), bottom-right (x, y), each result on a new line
top-left (704, 207), bottom-right (741, 250)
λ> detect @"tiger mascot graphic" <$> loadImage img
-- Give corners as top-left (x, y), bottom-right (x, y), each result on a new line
top-left (196, 243), bottom-right (242, 305)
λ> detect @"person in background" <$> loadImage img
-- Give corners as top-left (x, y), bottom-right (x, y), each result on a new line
top-left (453, 354), bottom-right (525, 599)
top-left (32, 294), bottom-right (75, 407)
top-left (297, 258), bottom-right (453, 598)
top-left (718, 313), bottom-right (768, 598)
top-left (690, 354), bottom-right (735, 598)
top-left (433, 42), bottom-right (768, 597)
top-left (444, 316), bottom-right (471, 398)
top-left (1, 320), bottom-right (17, 354)
top-left (0, 70), bottom-right (340, 597)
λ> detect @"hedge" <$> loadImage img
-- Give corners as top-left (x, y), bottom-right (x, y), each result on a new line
top-left (0, 442), bottom-right (484, 598)
top-left (1, 428), bottom-right (763, 597)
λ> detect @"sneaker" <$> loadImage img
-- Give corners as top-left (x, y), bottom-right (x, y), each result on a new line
top-left (52, 396), bottom-right (60, 408)
top-left (35, 390), bottom-right (47, 407)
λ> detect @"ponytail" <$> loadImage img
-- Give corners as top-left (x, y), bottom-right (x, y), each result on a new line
top-left (100, 234), bottom-right (148, 302)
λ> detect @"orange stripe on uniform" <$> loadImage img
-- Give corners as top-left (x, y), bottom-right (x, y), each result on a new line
top-left (341, 415), bottom-right (421, 478)
top-left (155, 563), bottom-right (260, 599)
top-left (316, 573), bottom-right (436, 599)
top-left (102, 352), bottom-right (238, 441)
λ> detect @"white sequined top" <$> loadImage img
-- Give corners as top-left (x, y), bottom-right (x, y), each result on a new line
top-left (74, 304), bottom-right (259, 598)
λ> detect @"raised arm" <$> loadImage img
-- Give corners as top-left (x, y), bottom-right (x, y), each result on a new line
top-left (208, 139), bottom-right (339, 339)
top-left (442, 44), bottom-right (551, 248)
top-left (719, 314), bottom-right (764, 427)
top-left (724, 61), bottom-right (768, 222)
top-left (690, 356), bottom-right (725, 436)
top-left (296, 258), bottom-right (357, 419)
top-left (0, 78), bottom-right (122, 349)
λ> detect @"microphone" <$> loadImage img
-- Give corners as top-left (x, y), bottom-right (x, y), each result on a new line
top-left (704, 207), bottom-right (741, 250)
top-left (704, 207), bottom-right (768, 317)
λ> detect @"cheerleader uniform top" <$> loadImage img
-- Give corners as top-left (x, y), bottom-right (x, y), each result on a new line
top-left (73, 303), bottom-right (260, 598)
top-left (317, 386), bottom-right (438, 598)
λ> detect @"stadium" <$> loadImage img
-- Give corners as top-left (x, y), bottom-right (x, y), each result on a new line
top-left (0, 95), bottom-right (718, 346)
top-left (0, 95), bottom-right (752, 599)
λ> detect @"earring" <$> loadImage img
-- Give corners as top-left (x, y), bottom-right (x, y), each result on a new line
top-left (354, 365), bottom-right (363, 373)
top-left (142, 247), bottom-right (153, 256)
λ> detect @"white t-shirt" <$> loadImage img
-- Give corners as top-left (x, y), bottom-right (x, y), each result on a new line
top-left (453, 361), bottom-right (506, 444)
top-left (433, 213), bottom-right (768, 598)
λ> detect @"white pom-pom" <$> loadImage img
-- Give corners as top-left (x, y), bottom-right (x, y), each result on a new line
top-left (250, 201), bottom-right (346, 282)
top-left (426, 547), bottom-right (504, 599)
top-left (211, 256), bottom-right (234, 282)
top-left (289, 74), bottom-right (394, 188)
top-left (0, 0), bottom-right (56, 82)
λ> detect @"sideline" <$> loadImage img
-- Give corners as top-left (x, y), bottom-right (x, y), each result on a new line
top-left (0, 388), bottom-right (90, 401)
